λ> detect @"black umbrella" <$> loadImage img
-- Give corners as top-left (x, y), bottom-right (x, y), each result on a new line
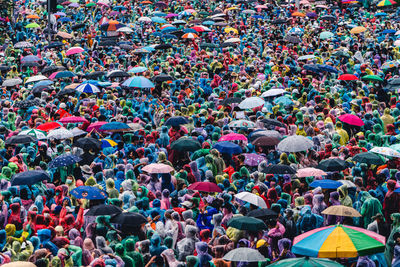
top-left (85, 71), bottom-right (106, 79)
top-left (120, 44), bottom-right (133, 50)
top-left (107, 70), bottom-right (130, 78)
top-left (32, 86), bottom-right (53, 96)
top-left (220, 43), bottom-right (238, 48)
top-left (153, 74), bottom-right (174, 82)
top-left (22, 62), bottom-right (40, 67)
top-left (55, 88), bottom-right (76, 97)
top-left (220, 97), bottom-right (241, 105)
top-left (262, 164), bottom-right (296, 174)
top-left (86, 204), bottom-right (123, 216)
top-left (71, 23), bottom-right (85, 30)
top-left (352, 152), bottom-right (385, 165)
top-left (5, 135), bottom-right (37, 145)
top-left (11, 170), bottom-right (50, 186)
top-left (317, 158), bottom-right (347, 172)
top-left (47, 42), bottom-right (64, 49)
top-left (0, 65), bottom-right (10, 71)
top-left (252, 136), bottom-right (280, 147)
top-left (99, 40), bottom-right (117, 47)
top-left (74, 137), bottom-right (102, 151)
top-left (155, 43), bottom-right (172, 50)
top-left (164, 116), bottom-right (189, 126)
top-left (13, 99), bottom-right (41, 109)
top-left (200, 42), bottom-right (219, 49)
top-left (171, 30), bottom-right (185, 38)
top-left (321, 15), bottom-right (336, 21)
top-left (42, 65), bottom-right (65, 74)
top-left (272, 18), bottom-right (288, 24)
top-left (171, 137), bottom-right (201, 152)
top-left (110, 212), bottom-right (148, 226)
top-left (227, 216), bottom-right (267, 231)
top-left (285, 34), bottom-right (301, 44)
top-left (247, 208), bottom-right (278, 220)
top-left (261, 118), bottom-right (286, 128)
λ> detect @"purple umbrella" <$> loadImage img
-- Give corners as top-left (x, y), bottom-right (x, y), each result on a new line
top-left (110, 11), bottom-right (120, 16)
top-left (68, 2), bottom-right (79, 7)
top-left (166, 13), bottom-right (179, 18)
top-left (243, 153), bottom-right (266, 167)
top-left (306, 12), bottom-right (317, 18)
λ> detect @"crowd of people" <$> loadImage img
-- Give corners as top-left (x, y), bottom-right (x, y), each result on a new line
top-left (1, 0), bottom-right (400, 266)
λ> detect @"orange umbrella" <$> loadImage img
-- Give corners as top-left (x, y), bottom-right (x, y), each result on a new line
top-left (182, 33), bottom-right (199, 39)
top-left (292, 12), bottom-right (306, 17)
top-left (350, 26), bottom-right (366, 34)
top-left (27, 14), bottom-right (40, 19)
top-left (141, 1), bottom-right (152, 4)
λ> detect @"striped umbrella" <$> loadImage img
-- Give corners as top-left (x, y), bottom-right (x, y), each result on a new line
top-left (182, 33), bottom-right (199, 39)
top-left (75, 83), bottom-right (101, 93)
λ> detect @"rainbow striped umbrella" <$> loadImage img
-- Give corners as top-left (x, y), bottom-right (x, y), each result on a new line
top-left (377, 0), bottom-right (396, 6)
top-left (293, 225), bottom-right (385, 258)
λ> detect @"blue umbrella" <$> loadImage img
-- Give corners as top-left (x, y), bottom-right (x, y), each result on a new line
top-left (33, 80), bottom-right (54, 89)
top-left (375, 12), bottom-right (387, 16)
top-left (49, 154), bottom-right (82, 168)
top-left (122, 76), bottom-right (155, 88)
top-left (172, 19), bottom-right (187, 25)
top-left (274, 96), bottom-right (294, 106)
top-left (70, 186), bottom-right (108, 200)
top-left (252, 15), bottom-right (264, 19)
top-left (318, 64), bottom-right (339, 73)
top-left (153, 11), bottom-right (167, 17)
top-left (382, 29), bottom-right (396, 34)
top-left (75, 83), bottom-right (101, 93)
top-left (58, 17), bottom-right (73, 23)
top-left (128, 66), bottom-right (148, 73)
top-left (52, 71), bottom-right (76, 79)
top-left (163, 34), bottom-right (178, 39)
top-left (184, 28), bottom-right (197, 33)
top-left (143, 46), bottom-right (155, 52)
top-left (152, 32), bottom-right (163, 37)
top-left (165, 116), bottom-right (189, 126)
top-left (11, 170), bottom-right (50, 186)
top-left (202, 20), bottom-right (214, 25)
top-left (151, 16), bottom-right (167, 23)
top-left (213, 141), bottom-right (242, 154)
top-left (100, 121), bottom-right (131, 131)
top-left (21, 55), bottom-right (40, 63)
top-left (309, 179), bottom-right (342, 189)
top-left (161, 26), bottom-right (177, 33)
top-left (113, 5), bottom-right (127, 10)
top-left (303, 64), bottom-right (321, 73)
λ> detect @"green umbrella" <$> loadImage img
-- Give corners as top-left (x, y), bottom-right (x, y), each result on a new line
top-left (227, 216), bottom-right (267, 231)
top-left (352, 152), bottom-right (385, 165)
top-left (26, 23), bottom-right (40, 28)
top-left (269, 257), bottom-right (344, 267)
top-left (57, 5), bottom-right (63, 9)
top-left (361, 75), bottom-right (384, 82)
top-left (319, 31), bottom-right (334, 39)
top-left (86, 2), bottom-right (96, 7)
top-left (170, 137), bottom-right (201, 152)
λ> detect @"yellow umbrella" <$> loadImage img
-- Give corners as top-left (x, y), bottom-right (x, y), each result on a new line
top-left (227, 6), bottom-right (238, 10)
top-left (321, 205), bottom-right (361, 217)
top-left (350, 26), bottom-right (367, 34)
top-left (224, 27), bottom-right (238, 34)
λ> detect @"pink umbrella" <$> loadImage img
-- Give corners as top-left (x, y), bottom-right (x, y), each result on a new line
top-left (219, 133), bottom-right (247, 142)
top-left (296, 167), bottom-right (327, 178)
top-left (166, 13), bottom-right (179, 18)
top-left (142, 163), bottom-right (174, 174)
top-left (59, 116), bottom-right (89, 124)
top-left (188, 182), bottom-right (222, 192)
top-left (338, 114), bottom-right (364, 126)
top-left (66, 47), bottom-right (84, 56)
top-left (86, 121), bottom-right (107, 132)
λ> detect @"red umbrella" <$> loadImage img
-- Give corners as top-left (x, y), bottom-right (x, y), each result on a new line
top-left (59, 116), bottom-right (89, 124)
top-left (187, 182), bottom-right (222, 192)
top-left (338, 74), bottom-right (358, 81)
top-left (338, 114), bottom-right (364, 126)
top-left (36, 122), bottom-right (63, 132)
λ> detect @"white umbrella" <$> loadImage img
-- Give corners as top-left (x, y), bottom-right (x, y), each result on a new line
top-left (117, 27), bottom-right (133, 33)
top-left (71, 127), bottom-right (87, 137)
top-left (19, 129), bottom-right (47, 139)
top-left (261, 88), bottom-right (286, 97)
top-left (2, 78), bottom-right (22, 87)
top-left (138, 16), bottom-right (152, 22)
top-left (277, 135), bottom-right (314, 152)
top-left (228, 120), bottom-right (256, 128)
top-left (298, 55), bottom-right (316, 60)
top-left (47, 127), bottom-right (73, 139)
top-left (26, 75), bottom-right (48, 84)
top-left (223, 248), bottom-right (266, 262)
top-left (235, 192), bottom-right (267, 208)
top-left (339, 180), bottom-right (356, 188)
top-left (238, 97), bottom-right (264, 109)
top-left (370, 146), bottom-right (400, 158)
top-left (224, 37), bottom-right (241, 43)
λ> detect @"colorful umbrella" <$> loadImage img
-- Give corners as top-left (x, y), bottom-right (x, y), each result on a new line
top-left (350, 26), bottom-right (367, 34)
top-left (293, 225), bottom-right (385, 257)
top-left (18, 129), bottom-right (47, 139)
top-left (377, 0), bottom-right (396, 6)
top-left (70, 186), bottom-right (107, 200)
top-left (182, 32), bottom-right (199, 39)
top-left (269, 257), bottom-right (344, 267)
top-left (371, 147), bottom-right (400, 158)
top-left (59, 116), bottom-right (89, 124)
top-left (75, 83), bottom-right (101, 93)
top-left (361, 75), bottom-right (384, 82)
top-left (213, 141), bottom-right (242, 154)
top-left (309, 179), bottom-right (342, 189)
top-left (25, 23), bottom-right (40, 28)
top-left (99, 122), bottom-right (131, 132)
top-left (36, 122), bottom-right (63, 132)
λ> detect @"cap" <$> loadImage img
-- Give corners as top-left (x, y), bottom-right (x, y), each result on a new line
top-left (256, 239), bottom-right (269, 248)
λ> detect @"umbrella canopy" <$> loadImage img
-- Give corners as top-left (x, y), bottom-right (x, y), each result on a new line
top-left (85, 204), bottom-right (123, 216)
top-left (48, 154), bottom-right (82, 168)
top-left (322, 205), bottom-right (361, 217)
top-left (252, 136), bottom-right (280, 147)
top-left (269, 257), bottom-right (344, 267)
top-left (317, 158), bottom-right (347, 171)
top-left (110, 212), bottom-right (147, 226)
top-left (2, 78), bottom-right (22, 87)
top-left (277, 135), bottom-right (313, 152)
top-left (142, 163), bottom-right (174, 174)
top-left (220, 97), bottom-right (241, 105)
top-left (47, 128), bottom-right (73, 139)
top-left (188, 181), bottom-right (222, 192)
top-left (75, 83), bottom-right (101, 93)
top-left (229, 120), bottom-right (256, 129)
top-left (59, 116), bottom-right (89, 124)
top-left (213, 141), bottom-right (242, 154)
top-left (296, 168), bottom-right (327, 177)
top-left (18, 129), bottom-right (47, 139)
top-left (66, 47), bottom-right (84, 56)
top-left (338, 114), bottom-right (364, 126)
top-left (338, 74), bottom-right (359, 80)
top-left (86, 121), bottom-right (107, 132)
top-left (261, 88), bottom-right (286, 97)
top-left (164, 116), bottom-right (189, 126)
top-left (100, 122), bottom-right (131, 132)
top-left (262, 164), bottom-right (296, 174)
top-left (122, 76), bottom-right (155, 88)
top-left (370, 147), bottom-right (400, 158)
top-left (36, 122), bottom-right (63, 132)
top-left (238, 97), bottom-right (265, 109)
top-left (223, 248), bottom-right (266, 262)
top-left (350, 26), bottom-right (367, 34)
top-left (219, 133), bottom-right (247, 142)
top-left (227, 216), bottom-right (267, 231)
top-left (11, 170), bottom-right (50, 186)
top-left (235, 192), bottom-right (268, 208)
top-left (352, 152), bottom-right (385, 165)
top-left (361, 75), bottom-right (384, 82)
top-left (70, 186), bottom-right (107, 200)
top-left (292, 225), bottom-right (385, 257)
top-left (247, 208), bottom-right (277, 220)
top-left (248, 130), bottom-right (282, 142)
top-left (243, 153), bottom-right (266, 166)
top-left (5, 135), bottom-right (37, 145)
top-left (74, 137), bottom-right (102, 151)
top-left (309, 179), bottom-right (342, 189)
top-left (171, 137), bottom-right (201, 152)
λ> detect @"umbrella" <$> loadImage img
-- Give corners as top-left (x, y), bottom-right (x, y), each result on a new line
top-left (171, 137), bottom-right (201, 152)
top-left (338, 74), bottom-right (359, 81)
top-left (269, 257), bottom-right (344, 267)
top-left (5, 135), bottom-right (37, 145)
top-left (352, 152), bottom-right (385, 165)
top-left (350, 26), bottom-right (367, 34)
top-left (248, 130), bottom-right (282, 142)
top-left (219, 133), bottom-right (247, 142)
top-left (122, 76), bottom-right (155, 88)
top-left (85, 204), bottom-right (123, 216)
top-left (261, 88), bottom-right (286, 97)
top-left (75, 83), bottom-right (101, 93)
top-left (47, 128), bottom-right (73, 139)
top-left (59, 116), bottom-right (89, 124)
top-left (36, 122), bottom-right (63, 132)
top-left (243, 153), bottom-right (266, 167)
top-left (332, 50), bottom-right (350, 58)
top-left (274, 96), bottom-right (294, 106)
top-left (66, 47), bottom-right (84, 56)
top-left (220, 97), bottom-right (241, 105)
top-left (317, 158), bottom-right (347, 171)
top-left (370, 147), bottom-right (400, 158)
top-left (2, 78), bottom-right (22, 87)
top-left (153, 74), bottom-right (174, 82)
top-left (277, 135), bottom-right (313, 152)
top-left (262, 164), bottom-right (296, 174)
top-left (238, 97), bottom-right (264, 109)
top-left (26, 75), bottom-right (48, 84)
top-left (296, 168), bottom-right (327, 177)
top-left (11, 170), bottom-right (50, 186)
top-left (235, 192), bottom-right (268, 208)
top-left (33, 80), bottom-right (54, 89)
top-left (338, 114), bottom-right (364, 126)
top-left (247, 208), bottom-right (277, 220)
top-left (86, 122), bottom-right (107, 132)
top-left (309, 179), bottom-right (342, 189)
top-left (99, 122), bottom-right (131, 132)
top-left (339, 180), bottom-right (356, 188)
top-left (298, 55), bottom-right (316, 60)
top-left (70, 186), bottom-right (107, 200)
top-left (101, 139), bottom-right (117, 149)
top-left (229, 120), bottom-right (256, 129)
top-left (74, 137), bottom-right (102, 151)
top-left (361, 75), bottom-right (384, 82)
top-left (223, 248), bottom-right (266, 262)
top-left (377, 0), bottom-right (396, 6)
top-left (14, 41), bottom-right (34, 49)
top-left (321, 205), bottom-right (361, 217)
top-left (18, 129), bottom-right (46, 139)
top-left (227, 216), bottom-right (267, 231)
top-left (261, 119), bottom-right (286, 129)
top-left (49, 71), bottom-right (76, 79)
top-left (292, 11), bottom-right (306, 17)
top-left (252, 136), bottom-right (280, 146)
top-left (319, 31), bottom-right (334, 39)
top-left (13, 99), bottom-right (41, 108)
top-left (188, 182), bottom-right (222, 192)
top-left (110, 212), bottom-right (147, 226)
top-left (26, 22), bottom-right (40, 28)
top-left (213, 141), bottom-right (242, 154)
top-left (142, 163), bottom-right (174, 174)
top-left (182, 33), bottom-right (198, 39)
top-left (107, 70), bottom-right (130, 78)
top-left (292, 225), bottom-right (385, 257)
top-left (128, 66), bottom-right (148, 73)
top-left (49, 154), bottom-right (82, 168)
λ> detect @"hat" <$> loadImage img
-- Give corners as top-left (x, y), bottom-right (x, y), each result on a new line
top-left (182, 201), bottom-right (192, 208)
top-left (81, 165), bottom-right (93, 175)
top-left (371, 213), bottom-right (383, 220)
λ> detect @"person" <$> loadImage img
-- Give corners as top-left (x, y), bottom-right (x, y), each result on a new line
top-left (367, 213), bottom-right (391, 240)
